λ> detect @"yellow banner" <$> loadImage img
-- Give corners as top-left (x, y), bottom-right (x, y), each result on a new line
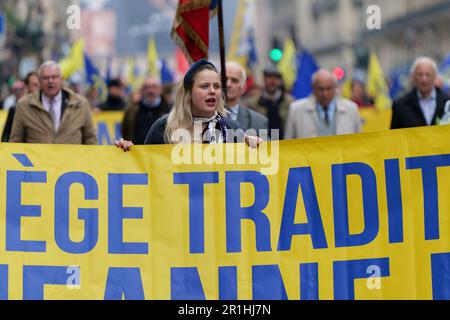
top-left (92, 111), bottom-right (124, 145)
top-left (360, 108), bottom-right (392, 133)
top-left (0, 124), bottom-right (450, 300)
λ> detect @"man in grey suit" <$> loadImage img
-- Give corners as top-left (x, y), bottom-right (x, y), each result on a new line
top-left (285, 69), bottom-right (361, 139)
top-left (225, 61), bottom-right (268, 135)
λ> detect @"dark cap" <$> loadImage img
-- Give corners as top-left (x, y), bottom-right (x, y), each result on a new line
top-left (263, 66), bottom-right (282, 78)
top-left (183, 59), bottom-right (218, 89)
top-left (107, 78), bottom-right (122, 88)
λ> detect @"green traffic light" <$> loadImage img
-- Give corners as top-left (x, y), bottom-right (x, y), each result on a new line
top-left (269, 48), bottom-right (283, 62)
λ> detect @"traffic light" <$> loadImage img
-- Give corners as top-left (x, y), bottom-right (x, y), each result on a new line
top-left (269, 37), bottom-right (283, 62)
top-left (269, 48), bottom-right (283, 62)
top-left (333, 67), bottom-right (346, 81)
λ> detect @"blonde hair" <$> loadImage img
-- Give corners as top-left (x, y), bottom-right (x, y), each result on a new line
top-left (164, 65), bottom-right (227, 143)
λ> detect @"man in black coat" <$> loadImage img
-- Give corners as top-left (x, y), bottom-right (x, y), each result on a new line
top-left (97, 78), bottom-right (127, 111)
top-left (391, 56), bottom-right (450, 129)
top-left (121, 77), bottom-right (170, 144)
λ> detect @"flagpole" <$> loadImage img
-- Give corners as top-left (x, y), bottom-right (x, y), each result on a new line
top-left (217, 0), bottom-right (227, 104)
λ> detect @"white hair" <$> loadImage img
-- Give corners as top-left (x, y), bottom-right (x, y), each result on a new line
top-left (311, 69), bottom-right (338, 87)
top-left (225, 61), bottom-right (247, 88)
top-left (38, 61), bottom-right (62, 78)
top-left (410, 56), bottom-right (438, 76)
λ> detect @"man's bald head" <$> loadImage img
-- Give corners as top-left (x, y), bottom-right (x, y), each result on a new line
top-left (225, 61), bottom-right (247, 106)
top-left (312, 69), bottom-right (338, 108)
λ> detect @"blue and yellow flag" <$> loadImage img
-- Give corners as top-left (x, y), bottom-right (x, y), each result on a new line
top-left (84, 52), bottom-right (108, 103)
top-left (227, 0), bottom-right (256, 69)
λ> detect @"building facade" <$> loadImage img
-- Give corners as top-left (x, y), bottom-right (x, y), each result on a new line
top-left (255, 0), bottom-right (450, 75)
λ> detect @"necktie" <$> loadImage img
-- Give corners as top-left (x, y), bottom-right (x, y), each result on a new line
top-left (323, 107), bottom-right (329, 126)
top-left (49, 98), bottom-right (57, 132)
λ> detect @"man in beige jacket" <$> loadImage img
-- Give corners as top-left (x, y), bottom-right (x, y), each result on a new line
top-left (9, 61), bottom-right (97, 144)
top-left (285, 69), bottom-right (361, 139)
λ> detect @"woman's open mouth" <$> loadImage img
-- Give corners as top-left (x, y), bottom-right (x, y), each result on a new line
top-left (205, 98), bottom-right (216, 107)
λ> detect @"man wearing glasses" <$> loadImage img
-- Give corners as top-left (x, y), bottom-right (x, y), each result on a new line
top-left (9, 61), bottom-right (97, 144)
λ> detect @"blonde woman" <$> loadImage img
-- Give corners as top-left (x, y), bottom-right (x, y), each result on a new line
top-left (116, 59), bottom-right (261, 150)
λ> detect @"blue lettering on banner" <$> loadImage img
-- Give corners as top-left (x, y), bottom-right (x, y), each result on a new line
top-left (384, 159), bottom-right (404, 244)
top-left (219, 266), bottom-right (237, 300)
top-left (55, 172), bottom-right (99, 254)
top-left (300, 263), bottom-right (319, 300)
top-left (108, 174), bottom-right (149, 254)
top-left (226, 171), bottom-right (271, 253)
top-left (0, 265), bottom-right (8, 300)
top-left (23, 266), bottom-right (70, 300)
top-left (406, 154), bottom-right (450, 240)
top-left (278, 167), bottom-right (328, 250)
top-left (332, 163), bottom-right (379, 247)
top-left (173, 172), bottom-right (219, 254)
top-left (104, 267), bottom-right (145, 300)
top-left (11, 153), bottom-right (34, 167)
top-left (97, 121), bottom-right (122, 145)
top-left (171, 267), bottom-right (206, 300)
top-left (252, 265), bottom-right (288, 300)
top-left (431, 252), bottom-right (450, 300)
top-left (6, 171), bottom-right (47, 252)
top-left (333, 258), bottom-right (390, 300)
top-left (97, 122), bottom-right (111, 145)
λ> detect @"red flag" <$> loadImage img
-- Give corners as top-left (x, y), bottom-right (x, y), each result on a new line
top-left (171, 0), bottom-right (218, 64)
top-left (175, 47), bottom-right (190, 75)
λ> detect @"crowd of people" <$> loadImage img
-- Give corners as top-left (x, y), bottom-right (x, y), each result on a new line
top-left (0, 55), bottom-right (449, 148)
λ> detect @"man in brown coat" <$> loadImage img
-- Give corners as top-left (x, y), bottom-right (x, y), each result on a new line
top-left (247, 66), bottom-right (294, 140)
top-left (10, 61), bottom-right (97, 144)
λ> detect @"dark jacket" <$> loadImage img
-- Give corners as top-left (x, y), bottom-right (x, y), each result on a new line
top-left (248, 92), bottom-right (294, 139)
top-left (391, 88), bottom-right (450, 129)
top-left (144, 114), bottom-right (243, 145)
top-left (121, 99), bottom-right (170, 144)
top-left (1, 107), bottom-right (16, 142)
top-left (236, 105), bottom-right (268, 132)
top-left (97, 95), bottom-right (126, 111)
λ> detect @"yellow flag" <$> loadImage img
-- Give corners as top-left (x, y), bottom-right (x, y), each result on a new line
top-left (127, 58), bottom-right (136, 86)
top-left (147, 38), bottom-right (161, 79)
top-left (59, 38), bottom-right (85, 79)
top-left (366, 52), bottom-right (392, 110)
top-left (277, 38), bottom-right (297, 90)
top-left (227, 0), bottom-right (250, 67)
top-left (341, 76), bottom-right (352, 99)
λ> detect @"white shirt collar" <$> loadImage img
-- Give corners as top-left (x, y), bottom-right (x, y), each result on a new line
top-left (229, 104), bottom-right (240, 114)
top-left (42, 91), bottom-right (62, 107)
top-left (417, 88), bottom-right (436, 100)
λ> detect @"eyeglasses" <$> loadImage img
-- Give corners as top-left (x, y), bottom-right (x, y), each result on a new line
top-left (40, 75), bottom-right (61, 81)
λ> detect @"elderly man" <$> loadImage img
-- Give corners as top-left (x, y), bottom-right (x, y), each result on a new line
top-left (9, 61), bottom-right (97, 144)
top-left (225, 61), bottom-right (268, 133)
top-left (121, 77), bottom-right (170, 144)
top-left (391, 56), bottom-right (450, 129)
top-left (285, 69), bottom-right (361, 139)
